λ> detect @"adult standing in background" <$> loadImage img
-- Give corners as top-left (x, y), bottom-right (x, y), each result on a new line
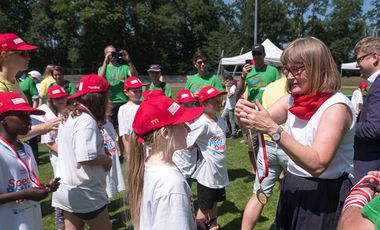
top-left (40, 64), bottom-right (56, 103)
top-left (49, 65), bottom-right (77, 95)
top-left (236, 44), bottom-right (280, 183)
top-left (98, 45), bottom-right (137, 130)
top-left (352, 37), bottom-right (380, 184)
top-left (236, 37), bottom-right (355, 229)
top-left (350, 81), bottom-right (367, 117)
top-left (146, 64), bottom-right (172, 98)
top-left (0, 33), bottom-right (60, 139)
top-left (18, 71), bottom-right (40, 108)
top-left (185, 50), bottom-right (224, 99)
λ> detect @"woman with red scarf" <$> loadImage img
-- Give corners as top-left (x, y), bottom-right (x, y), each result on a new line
top-left (236, 37), bottom-right (355, 230)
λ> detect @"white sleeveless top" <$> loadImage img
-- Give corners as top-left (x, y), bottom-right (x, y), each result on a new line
top-left (285, 92), bottom-right (355, 179)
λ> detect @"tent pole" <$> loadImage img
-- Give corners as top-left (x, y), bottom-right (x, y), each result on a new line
top-left (217, 49), bottom-right (224, 77)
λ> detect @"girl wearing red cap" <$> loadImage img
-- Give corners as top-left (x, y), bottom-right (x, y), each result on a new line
top-left (0, 92), bottom-right (60, 230)
top-left (36, 85), bottom-right (69, 229)
top-left (52, 74), bottom-right (112, 230)
top-left (127, 91), bottom-right (220, 230)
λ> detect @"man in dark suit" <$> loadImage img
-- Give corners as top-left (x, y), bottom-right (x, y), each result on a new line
top-left (353, 37), bottom-right (380, 184)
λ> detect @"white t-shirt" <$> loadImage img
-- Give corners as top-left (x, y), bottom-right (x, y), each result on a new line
top-left (38, 104), bottom-right (59, 174)
top-left (225, 84), bottom-right (236, 110)
top-left (0, 141), bottom-right (42, 230)
top-left (285, 92), bottom-right (355, 179)
top-left (102, 121), bottom-right (126, 198)
top-left (187, 114), bottom-right (229, 188)
top-left (52, 112), bottom-right (109, 213)
top-left (350, 88), bottom-right (363, 116)
top-left (118, 103), bottom-right (140, 136)
top-left (140, 164), bottom-right (196, 230)
top-left (172, 146), bottom-right (198, 179)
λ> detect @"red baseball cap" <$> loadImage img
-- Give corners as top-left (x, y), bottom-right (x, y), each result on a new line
top-left (176, 89), bottom-right (196, 103)
top-left (124, 76), bottom-right (145, 90)
top-left (69, 74), bottom-right (110, 99)
top-left (0, 33), bottom-right (38, 52)
top-left (0, 92), bottom-right (45, 115)
top-left (133, 90), bottom-right (203, 138)
top-left (48, 85), bottom-right (69, 99)
top-left (198, 86), bottom-right (226, 104)
top-left (359, 81), bottom-right (368, 89)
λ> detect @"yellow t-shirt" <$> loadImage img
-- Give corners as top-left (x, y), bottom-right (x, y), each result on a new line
top-left (262, 77), bottom-right (287, 141)
top-left (40, 76), bottom-right (56, 96)
top-left (0, 76), bottom-right (27, 100)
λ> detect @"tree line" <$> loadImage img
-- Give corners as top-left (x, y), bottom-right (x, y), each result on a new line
top-left (0, 0), bottom-right (378, 75)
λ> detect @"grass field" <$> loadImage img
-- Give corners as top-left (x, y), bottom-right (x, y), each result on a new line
top-left (39, 77), bottom-right (360, 229)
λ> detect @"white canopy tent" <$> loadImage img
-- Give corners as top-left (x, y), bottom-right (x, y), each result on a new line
top-left (341, 62), bottom-right (359, 70)
top-left (220, 39), bottom-right (283, 66)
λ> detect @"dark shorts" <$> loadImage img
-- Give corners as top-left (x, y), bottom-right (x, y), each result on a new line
top-left (68, 205), bottom-right (107, 221)
top-left (197, 182), bottom-right (226, 210)
top-left (109, 103), bottom-right (124, 130)
top-left (275, 173), bottom-right (352, 230)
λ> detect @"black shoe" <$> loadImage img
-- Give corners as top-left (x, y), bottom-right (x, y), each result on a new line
top-left (243, 173), bottom-right (256, 183)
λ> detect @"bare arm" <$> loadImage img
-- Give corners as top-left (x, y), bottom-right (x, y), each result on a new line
top-left (237, 64), bottom-right (252, 95)
top-left (237, 100), bottom-right (353, 177)
top-left (122, 134), bottom-right (130, 156)
top-left (46, 142), bottom-right (58, 154)
top-left (98, 52), bottom-right (112, 77)
top-left (20, 118), bottom-right (61, 140)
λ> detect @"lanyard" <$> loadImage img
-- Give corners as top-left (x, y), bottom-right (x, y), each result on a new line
top-left (0, 136), bottom-right (42, 188)
top-left (75, 103), bottom-right (95, 119)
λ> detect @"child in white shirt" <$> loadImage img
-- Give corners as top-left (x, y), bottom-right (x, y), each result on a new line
top-left (127, 90), bottom-right (208, 230)
top-left (118, 77), bottom-right (144, 159)
top-left (0, 92), bottom-right (59, 230)
top-left (172, 89), bottom-right (198, 187)
top-left (187, 86), bottom-right (229, 226)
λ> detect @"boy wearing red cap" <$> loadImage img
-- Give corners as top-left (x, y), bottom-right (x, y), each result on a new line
top-left (117, 76), bottom-right (145, 157)
top-left (0, 92), bottom-right (60, 230)
top-left (351, 81), bottom-right (368, 117)
top-left (186, 86), bottom-right (229, 225)
top-left (172, 90), bottom-right (198, 186)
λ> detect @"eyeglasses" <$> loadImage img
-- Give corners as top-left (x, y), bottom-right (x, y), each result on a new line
top-left (284, 66), bottom-right (305, 76)
top-left (196, 60), bottom-right (208, 65)
top-left (356, 53), bottom-right (373, 64)
top-left (9, 50), bottom-right (29, 58)
top-left (252, 52), bottom-right (263, 56)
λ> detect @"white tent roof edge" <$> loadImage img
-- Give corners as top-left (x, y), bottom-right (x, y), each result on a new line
top-left (220, 38), bottom-right (283, 66)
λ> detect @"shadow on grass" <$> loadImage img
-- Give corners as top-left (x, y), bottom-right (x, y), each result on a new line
top-left (228, 168), bottom-right (251, 181)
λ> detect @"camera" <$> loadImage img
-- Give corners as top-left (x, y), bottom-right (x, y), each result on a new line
top-left (205, 218), bottom-right (217, 230)
top-left (245, 59), bottom-right (251, 65)
top-left (111, 51), bottom-right (121, 58)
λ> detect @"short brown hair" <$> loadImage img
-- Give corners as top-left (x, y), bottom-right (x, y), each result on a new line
top-left (354, 37), bottom-right (380, 55)
top-left (281, 36), bottom-right (340, 94)
top-left (193, 50), bottom-right (208, 63)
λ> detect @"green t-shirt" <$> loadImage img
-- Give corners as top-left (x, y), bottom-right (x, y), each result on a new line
top-left (49, 80), bottom-right (77, 96)
top-left (185, 73), bottom-right (224, 93)
top-left (362, 195), bottom-right (380, 230)
top-left (245, 65), bottom-right (280, 103)
top-left (19, 76), bottom-right (39, 105)
top-left (146, 82), bottom-right (172, 98)
top-left (98, 64), bottom-right (130, 103)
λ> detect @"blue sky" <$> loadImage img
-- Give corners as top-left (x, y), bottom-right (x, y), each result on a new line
top-left (223, 0), bottom-right (374, 14)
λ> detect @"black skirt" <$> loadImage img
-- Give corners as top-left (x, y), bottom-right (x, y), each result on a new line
top-left (274, 173), bottom-right (352, 230)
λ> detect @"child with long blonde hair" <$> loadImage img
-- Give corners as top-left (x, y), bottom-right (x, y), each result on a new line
top-left (127, 90), bottom-right (206, 230)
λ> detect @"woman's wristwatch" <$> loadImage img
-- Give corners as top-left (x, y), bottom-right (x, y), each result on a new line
top-left (271, 126), bottom-right (284, 141)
